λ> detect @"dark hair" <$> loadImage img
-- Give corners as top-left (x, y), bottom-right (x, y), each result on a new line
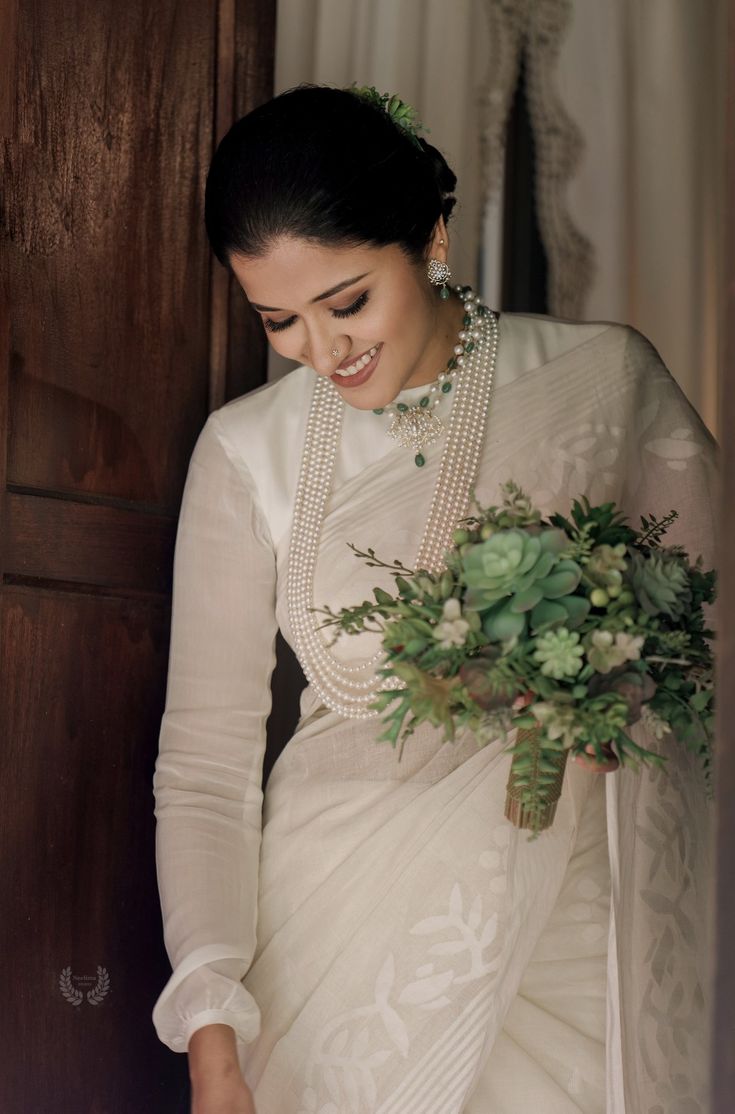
top-left (204, 84), bottom-right (457, 268)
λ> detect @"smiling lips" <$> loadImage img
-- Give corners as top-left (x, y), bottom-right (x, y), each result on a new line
top-left (334, 345), bottom-right (379, 377)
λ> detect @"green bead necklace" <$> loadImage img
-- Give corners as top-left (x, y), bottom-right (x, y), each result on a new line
top-left (372, 284), bottom-right (489, 466)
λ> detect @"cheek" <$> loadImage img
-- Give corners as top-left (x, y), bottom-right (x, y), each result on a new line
top-left (381, 282), bottom-right (431, 345)
top-left (265, 326), bottom-right (303, 356)
top-left (268, 332), bottom-right (289, 352)
top-left (365, 298), bottom-right (408, 343)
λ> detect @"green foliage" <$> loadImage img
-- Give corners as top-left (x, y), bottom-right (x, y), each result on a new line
top-left (347, 85), bottom-right (428, 150)
top-left (463, 479), bottom-right (542, 530)
top-left (547, 494), bottom-right (638, 547)
top-left (628, 549), bottom-right (692, 619)
top-left (321, 478), bottom-right (717, 820)
top-left (637, 509), bottom-right (680, 547)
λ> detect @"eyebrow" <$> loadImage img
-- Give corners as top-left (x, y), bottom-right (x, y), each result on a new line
top-left (250, 272), bottom-right (371, 313)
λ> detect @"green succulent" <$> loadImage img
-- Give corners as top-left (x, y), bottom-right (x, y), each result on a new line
top-left (628, 548), bottom-right (692, 620)
top-left (532, 628), bottom-right (585, 679)
top-left (468, 480), bottom-right (543, 530)
top-left (585, 542), bottom-right (628, 589)
top-left (347, 85), bottom-right (426, 149)
top-left (586, 629), bottom-right (645, 674)
top-left (461, 527), bottom-right (586, 642)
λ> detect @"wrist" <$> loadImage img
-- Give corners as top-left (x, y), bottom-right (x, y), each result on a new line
top-left (187, 1023), bottom-right (239, 1083)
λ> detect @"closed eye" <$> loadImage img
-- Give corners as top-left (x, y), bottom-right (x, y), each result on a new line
top-left (263, 291), bottom-right (370, 333)
top-left (333, 290), bottom-right (370, 319)
top-left (262, 314), bottom-right (296, 334)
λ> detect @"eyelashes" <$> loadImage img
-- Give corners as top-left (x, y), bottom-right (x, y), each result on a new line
top-left (263, 290), bottom-right (370, 333)
top-left (263, 316), bottom-right (294, 334)
top-left (334, 290), bottom-right (370, 319)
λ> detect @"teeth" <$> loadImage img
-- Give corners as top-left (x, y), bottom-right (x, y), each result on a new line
top-left (335, 346), bottom-right (378, 377)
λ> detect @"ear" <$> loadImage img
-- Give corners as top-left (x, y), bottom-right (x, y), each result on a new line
top-left (426, 215), bottom-right (449, 262)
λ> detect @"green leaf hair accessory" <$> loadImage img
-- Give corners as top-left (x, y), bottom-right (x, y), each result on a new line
top-left (347, 84), bottom-right (428, 151)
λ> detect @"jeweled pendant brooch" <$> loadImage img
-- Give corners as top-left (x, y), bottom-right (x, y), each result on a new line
top-left (387, 405), bottom-right (445, 465)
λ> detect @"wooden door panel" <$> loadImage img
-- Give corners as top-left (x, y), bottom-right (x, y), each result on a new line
top-left (5, 0), bottom-right (215, 510)
top-left (1, 0), bottom-right (276, 1110)
top-left (5, 491), bottom-right (174, 595)
top-left (2, 587), bottom-right (171, 1110)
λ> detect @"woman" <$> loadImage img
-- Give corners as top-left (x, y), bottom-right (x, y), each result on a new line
top-left (151, 85), bottom-right (717, 1113)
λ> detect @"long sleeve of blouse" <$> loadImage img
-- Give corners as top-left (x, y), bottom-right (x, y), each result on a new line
top-left (151, 410), bottom-right (278, 1054)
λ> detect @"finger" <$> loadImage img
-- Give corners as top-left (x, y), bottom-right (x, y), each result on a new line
top-left (573, 754), bottom-right (619, 773)
top-left (511, 689), bottom-right (535, 711)
top-left (572, 743), bottom-right (619, 774)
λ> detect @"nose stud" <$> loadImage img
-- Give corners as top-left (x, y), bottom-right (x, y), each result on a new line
top-left (330, 346), bottom-right (341, 358)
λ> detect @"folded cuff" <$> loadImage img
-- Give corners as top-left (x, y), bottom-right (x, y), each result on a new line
top-left (152, 945), bottom-right (261, 1054)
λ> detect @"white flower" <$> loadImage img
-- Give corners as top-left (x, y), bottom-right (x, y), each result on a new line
top-left (588, 629), bottom-right (645, 673)
top-left (614, 631), bottom-right (645, 661)
top-left (528, 700), bottom-right (556, 725)
top-left (529, 700), bottom-right (585, 749)
top-left (640, 702), bottom-right (671, 740)
top-left (433, 597), bottom-right (471, 649)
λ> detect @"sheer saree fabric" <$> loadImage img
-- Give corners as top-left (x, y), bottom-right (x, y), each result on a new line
top-left (151, 311), bottom-right (717, 1112)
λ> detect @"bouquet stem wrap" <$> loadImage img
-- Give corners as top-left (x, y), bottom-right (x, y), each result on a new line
top-left (504, 726), bottom-right (569, 832)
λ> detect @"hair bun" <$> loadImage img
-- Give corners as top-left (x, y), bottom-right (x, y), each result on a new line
top-left (418, 138), bottom-right (458, 223)
top-left (205, 85), bottom-right (460, 266)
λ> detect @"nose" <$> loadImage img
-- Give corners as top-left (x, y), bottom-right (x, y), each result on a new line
top-left (304, 322), bottom-right (349, 377)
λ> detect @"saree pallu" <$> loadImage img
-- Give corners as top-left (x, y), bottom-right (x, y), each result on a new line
top-left (245, 702), bottom-right (609, 1113)
top-left (152, 313), bottom-right (717, 1113)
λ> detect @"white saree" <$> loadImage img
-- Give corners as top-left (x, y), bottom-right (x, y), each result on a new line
top-left (152, 311), bottom-right (718, 1113)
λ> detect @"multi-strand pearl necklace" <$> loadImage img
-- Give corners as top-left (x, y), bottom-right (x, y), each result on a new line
top-left (372, 286), bottom-right (488, 467)
top-left (286, 291), bottom-right (499, 719)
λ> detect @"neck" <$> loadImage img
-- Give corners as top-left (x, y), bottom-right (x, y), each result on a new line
top-left (401, 286), bottom-right (467, 391)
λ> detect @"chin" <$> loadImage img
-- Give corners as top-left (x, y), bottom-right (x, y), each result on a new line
top-left (351, 378), bottom-right (402, 410)
top-left (340, 391), bottom-right (383, 411)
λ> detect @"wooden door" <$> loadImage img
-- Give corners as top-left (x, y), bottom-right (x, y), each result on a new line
top-left (0, 2), bottom-right (274, 1110)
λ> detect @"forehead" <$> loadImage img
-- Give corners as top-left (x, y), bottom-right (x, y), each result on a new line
top-left (230, 237), bottom-right (401, 306)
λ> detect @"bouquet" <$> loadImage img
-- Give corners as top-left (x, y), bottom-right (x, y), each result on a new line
top-left (314, 481), bottom-right (717, 835)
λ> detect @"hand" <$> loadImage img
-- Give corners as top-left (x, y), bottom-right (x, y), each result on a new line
top-left (511, 690), bottom-right (619, 774)
top-left (188, 1024), bottom-right (256, 1114)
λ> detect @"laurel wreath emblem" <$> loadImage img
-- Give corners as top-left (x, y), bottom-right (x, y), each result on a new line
top-left (58, 967), bottom-right (83, 1006)
top-left (87, 966), bottom-right (110, 1004)
top-left (58, 965), bottom-right (110, 1006)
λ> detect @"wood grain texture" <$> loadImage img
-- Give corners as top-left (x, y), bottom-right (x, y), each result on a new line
top-left (225, 0), bottom-right (276, 404)
top-left (2, 0), bottom-right (214, 511)
top-left (0, 0), bottom-right (18, 138)
top-left (209, 0), bottom-right (276, 411)
top-left (209, 0), bottom-right (237, 412)
top-left (712, 1), bottom-right (735, 1109)
top-left (4, 491), bottom-right (175, 595)
top-left (0, 587), bottom-right (171, 1110)
top-left (0, 0), bottom-right (275, 1110)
